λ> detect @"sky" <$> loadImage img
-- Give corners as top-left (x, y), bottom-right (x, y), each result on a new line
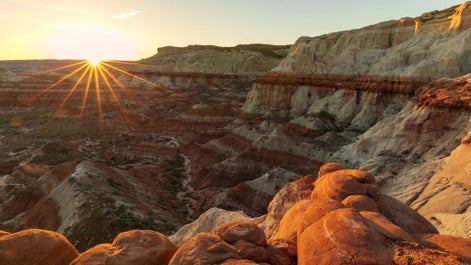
top-left (0, 0), bottom-right (466, 61)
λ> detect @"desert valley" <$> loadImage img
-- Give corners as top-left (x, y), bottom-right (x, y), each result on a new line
top-left (1, 2), bottom-right (471, 264)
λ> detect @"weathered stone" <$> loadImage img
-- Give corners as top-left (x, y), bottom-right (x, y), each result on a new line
top-left (341, 194), bottom-right (379, 212)
top-left (0, 229), bottom-right (78, 265)
top-left (215, 222), bottom-right (267, 246)
top-left (311, 172), bottom-right (367, 201)
top-left (259, 175), bottom-right (315, 239)
top-left (169, 233), bottom-right (240, 265)
top-left (414, 233), bottom-right (471, 260)
top-left (379, 195), bottom-right (439, 235)
top-left (297, 208), bottom-right (392, 265)
top-left (71, 230), bottom-right (177, 265)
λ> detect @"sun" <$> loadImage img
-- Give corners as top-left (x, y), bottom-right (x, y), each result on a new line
top-left (87, 59), bottom-right (101, 66)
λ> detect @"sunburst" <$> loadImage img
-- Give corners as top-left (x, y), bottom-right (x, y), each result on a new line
top-left (31, 59), bottom-right (169, 122)
top-left (87, 59), bottom-right (101, 66)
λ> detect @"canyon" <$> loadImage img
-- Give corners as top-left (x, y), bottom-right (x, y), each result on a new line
top-left (1, 1), bottom-right (471, 264)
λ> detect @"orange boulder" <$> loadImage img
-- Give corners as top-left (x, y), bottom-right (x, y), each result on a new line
top-left (0, 229), bottom-right (78, 265)
top-left (311, 172), bottom-right (367, 201)
top-left (71, 230), bottom-right (177, 265)
top-left (297, 208), bottom-right (392, 265)
top-left (169, 232), bottom-right (240, 265)
top-left (215, 221), bottom-right (267, 246)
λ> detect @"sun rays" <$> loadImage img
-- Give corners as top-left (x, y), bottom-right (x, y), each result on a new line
top-left (30, 59), bottom-right (168, 122)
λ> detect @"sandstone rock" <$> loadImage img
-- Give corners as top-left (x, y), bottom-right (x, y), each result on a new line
top-left (428, 212), bottom-right (471, 239)
top-left (414, 233), bottom-right (471, 260)
top-left (170, 208), bottom-right (251, 246)
top-left (311, 172), bottom-right (367, 201)
top-left (295, 199), bottom-right (345, 240)
top-left (417, 74), bottom-right (471, 110)
top-left (317, 162), bottom-right (345, 177)
top-left (0, 229), bottom-right (78, 265)
top-left (392, 241), bottom-right (471, 265)
top-left (169, 232), bottom-right (240, 265)
top-left (70, 244), bottom-right (114, 265)
top-left (272, 2), bottom-right (471, 78)
top-left (276, 199), bottom-right (313, 241)
top-left (71, 230), bottom-right (177, 265)
top-left (297, 208), bottom-right (392, 265)
top-left (360, 211), bottom-right (415, 242)
top-left (378, 195), bottom-right (439, 235)
top-left (259, 175), bottom-right (315, 239)
top-left (215, 222), bottom-right (267, 246)
top-left (266, 238), bottom-right (297, 265)
top-left (341, 194), bottom-right (379, 212)
top-left (410, 141), bottom-right (471, 238)
top-left (231, 240), bottom-right (270, 263)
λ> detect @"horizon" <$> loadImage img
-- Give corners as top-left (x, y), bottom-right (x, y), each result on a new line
top-left (0, 0), bottom-right (466, 61)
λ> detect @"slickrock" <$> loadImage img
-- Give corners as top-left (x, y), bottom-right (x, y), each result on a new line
top-left (276, 163), bottom-right (471, 264)
top-left (71, 230), bottom-right (177, 265)
top-left (0, 229), bottom-right (78, 265)
top-left (409, 131), bottom-right (471, 238)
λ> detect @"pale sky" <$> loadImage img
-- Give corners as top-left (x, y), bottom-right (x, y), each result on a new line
top-left (0, 0), bottom-right (466, 60)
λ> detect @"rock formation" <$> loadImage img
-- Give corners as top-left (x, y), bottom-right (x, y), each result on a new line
top-left (128, 44), bottom-right (291, 89)
top-left (4, 164), bottom-right (470, 264)
top-left (240, 1), bottom-right (471, 239)
top-left (70, 230), bottom-right (177, 265)
top-left (1, 2), bottom-right (471, 263)
top-left (0, 229), bottom-right (78, 265)
top-left (142, 44), bottom-right (291, 75)
top-left (244, 2), bottom-right (471, 116)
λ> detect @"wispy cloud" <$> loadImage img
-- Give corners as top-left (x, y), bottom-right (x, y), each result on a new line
top-left (110, 10), bottom-right (144, 19)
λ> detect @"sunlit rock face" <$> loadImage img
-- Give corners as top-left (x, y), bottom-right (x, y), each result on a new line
top-left (1, 2), bottom-right (471, 260)
top-left (2, 165), bottom-right (471, 264)
top-left (242, 2), bottom-right (471, 240)
top-left (159, 164), bottom-right (471, 264)
top-left (244, 2), bottom-right (471, 116)
top-left (0, 229), bottom-right (79, 265)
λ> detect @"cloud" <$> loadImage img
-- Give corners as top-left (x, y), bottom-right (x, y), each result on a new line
top-left (110, 10), bottom-right (144, 19)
